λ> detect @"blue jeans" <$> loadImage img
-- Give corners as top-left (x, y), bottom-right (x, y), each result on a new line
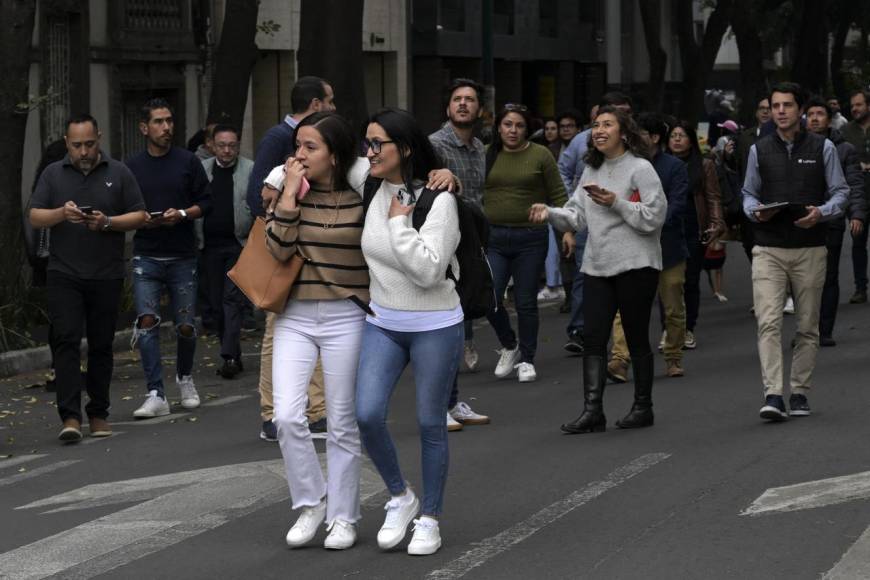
top-left (486, 226), bottom-right (549, 363)
top-left (567, 230), bottom-right (587, 337)
top-left (356, 321), bottom-right (464, 516)
top-left (132, 256), bottom-right (198, 397)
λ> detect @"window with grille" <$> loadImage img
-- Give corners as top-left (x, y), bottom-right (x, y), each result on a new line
top-left (125, 0), bottom-right (185, 31)
top-left (43, 17), bottom-right (71, 145)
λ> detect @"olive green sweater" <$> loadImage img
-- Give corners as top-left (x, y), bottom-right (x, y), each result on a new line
top-left (483, 142), bottom-right (568, 226)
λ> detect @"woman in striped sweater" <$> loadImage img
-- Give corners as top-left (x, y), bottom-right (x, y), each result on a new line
top-left (264, 112), bottom-right (369, 551)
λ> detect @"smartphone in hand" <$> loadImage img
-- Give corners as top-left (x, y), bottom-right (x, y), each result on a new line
top-left (296, 176), bottom-right (311, 201)
top-left (582, 183), bottom-right (603, 196)
top-left (78, 205), bottom-right (94, 215)
top-left (148, 211), bottom-right (165, 219)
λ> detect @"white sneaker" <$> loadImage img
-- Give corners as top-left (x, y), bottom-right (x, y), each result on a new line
top-left (516, 362), bottom-right (537, 383)
top-left (286, 500), bottom-right (327, 547)
top-left (377, 490), bottom-right (420, 549)
top-left (714, 293), bottom-right (729, 303)
top-left (446, 412), bottom-right (463, 432)
top-left (658, 330), bottom-right (666, 352)
top-left (536, 286), bottom-right (564, 301)
top-left (133, 390), bottom-right (170, 418)
top-left (494, 346), bottom-right (520, 378)
top-left (407, 517), bottom-right (442, 556)
top-left (450, 401), bottom-right (490, 425)
top-left (323, 519), bottom-right (356, 550)
top-left (463, 341), bottom-right (479, 372)
top-left (176, 375), bottom-right (200, 410)
top-left (783, 296), bottom-right (795, 314)
top-left (683, 330), bottom-right (697, 350)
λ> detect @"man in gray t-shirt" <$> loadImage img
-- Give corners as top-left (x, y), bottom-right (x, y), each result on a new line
top-left (30, 114), bottom-right (147, 443)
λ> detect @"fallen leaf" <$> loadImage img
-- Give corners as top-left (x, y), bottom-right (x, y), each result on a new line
top-left (187, 417), bottom-right (198, 422)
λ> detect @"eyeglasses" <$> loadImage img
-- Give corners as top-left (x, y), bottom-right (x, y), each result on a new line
top-left (504, 103), bottom-right (528, 112)
top-left (214, 142), bottom-right (239, 150)
top-left (363, 138), bottom-right (395, 154)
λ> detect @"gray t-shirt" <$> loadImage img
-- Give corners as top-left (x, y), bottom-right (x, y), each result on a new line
top-left (30, 154), bottom-right (146, 280)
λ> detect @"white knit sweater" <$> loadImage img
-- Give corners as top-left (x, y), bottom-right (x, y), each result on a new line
top-left (361, 180), bottom-right (461, 311)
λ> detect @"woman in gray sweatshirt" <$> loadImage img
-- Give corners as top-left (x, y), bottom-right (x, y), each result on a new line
top-left (530, 106), bottom-right (667, 434)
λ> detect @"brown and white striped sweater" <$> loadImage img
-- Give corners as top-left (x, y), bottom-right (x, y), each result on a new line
top-left (265, 189), bottom-right (370, 309)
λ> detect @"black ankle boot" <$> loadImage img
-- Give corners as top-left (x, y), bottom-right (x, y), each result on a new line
top-left (616, 353), bottom-right (654, 429)
top-left (561, 355), bottom-right (607, 433)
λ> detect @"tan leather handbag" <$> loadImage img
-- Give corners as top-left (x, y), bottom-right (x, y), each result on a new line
top-left (227, 217), bottom-right (304, 313)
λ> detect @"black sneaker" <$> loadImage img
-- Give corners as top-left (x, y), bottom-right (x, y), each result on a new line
top-left (260, 419), bottom-right (278, 441)
top-left (309, 417), bottom-right (328, 438)
top-left (819, 335), bottom-right (836, 347)
top-left (789, 394), bottom-right (812, 417)
top-left (759, 395), bottom-right (788, 421)
top-left (850, 290), bottom-right (867, 304)
top-left (218, 358), bottom-right (243, 379)
top-left (563, 333), bottom-right (584, 355)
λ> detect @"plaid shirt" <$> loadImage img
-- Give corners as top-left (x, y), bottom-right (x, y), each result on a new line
top-left (429, 124), bottom-right (485, 207)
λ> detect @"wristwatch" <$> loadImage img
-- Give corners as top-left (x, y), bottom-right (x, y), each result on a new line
top-left (102, 215), bottom-right (112, 231)
top-left (179, 209), bottom-right (188, 221)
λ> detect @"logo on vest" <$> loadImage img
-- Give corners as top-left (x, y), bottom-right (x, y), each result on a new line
top-left (796, 159), bottom-right (817, 164)
top-left (105, 182), bottom-right (113, 187)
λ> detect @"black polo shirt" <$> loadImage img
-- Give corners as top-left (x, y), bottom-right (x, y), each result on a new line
top-left (30, 153), bottom-right (146, 280)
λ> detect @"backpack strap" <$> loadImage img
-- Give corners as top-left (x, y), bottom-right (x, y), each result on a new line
top-left (362, 176), bottom-right (383, 217)
top-left (411, 188), bottom-right (445, 231)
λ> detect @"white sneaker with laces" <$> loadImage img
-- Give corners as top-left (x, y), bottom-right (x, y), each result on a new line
top-left (536, 286), bottom-right (564, 301)
top-left (446, 412), bottom-right (463, 432)
top-left (323, 519), bottom-right (356, 550)
top-left (377, 490), bottom-right (420, 549)
top-left (133, 390), bottom-right (170, 418)
top-left (516, 362), bottom-right (537, 383)
top-left (463, 341), bottom-right (479, 372)
top-left (286, 500), bottom-right (326, 547)
top-left (783, 296), bottom-right (795, 314)
top-left (658, 330), bottom-right (666, 352)
top-left (683, 330), bottom-right (697, 350)
top-left (407, 517), bottom-right (442, 556)
top-left (494, 346), bottom-right (520, 378)
top-left (176, 375), bottom-right (200, 410)
top-left (714, 293), bottom-right (728, 303)
top-left (450, 401), bottom-right (490, 425)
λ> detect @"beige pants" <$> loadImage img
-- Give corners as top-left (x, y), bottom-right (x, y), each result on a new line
top-left (259, 311), bottom-right (326, 422)
top-left (751, 245), bottom-right (826, 396)
top-left (612, 262), bottom-right (686, 363)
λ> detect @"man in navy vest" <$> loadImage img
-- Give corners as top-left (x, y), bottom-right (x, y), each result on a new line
top-left (742, 82), bottom-right (849, 422)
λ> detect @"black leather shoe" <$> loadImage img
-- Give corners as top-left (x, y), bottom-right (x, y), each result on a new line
top-left (218, 358), bottom-right (243, 379)
top-left (819, 335), bottom-right (836, 347)
top-left (616, 353), bottom-right (655, 429)
top-left (561, 411), bottom-right (606, 433)
top-left (615, 405), bottom-right (654, 429)
top-left (561, 356), bottom-right (607, 434)
top-left (850, 291), bottom-right (867, 304)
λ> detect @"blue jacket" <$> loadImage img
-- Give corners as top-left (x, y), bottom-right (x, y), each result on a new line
top-left (246, 117), bottom-right (297, 217)
top-left (651, 151), bottom-right (689, 268)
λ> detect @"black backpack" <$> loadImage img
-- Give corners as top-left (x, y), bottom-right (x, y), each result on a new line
top-left (363, 177), bottom-right (496, 319)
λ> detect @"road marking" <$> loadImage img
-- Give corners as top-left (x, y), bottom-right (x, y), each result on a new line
top-left (0, 454), bottom-right (48, 471)
top-left (743, 470), bottom-right (870, 578)
top-left (0, 457), bottom-right (385, 580)
top-left (113, 413), bottom-right (190, 426)
top-left (0, 460), bottom-right (81, 489)
top-left (201, 394), bottom-right (251, 407)
top-left (425, 452), bottom-right (671, 580)
top-left (742, 469), bottom-right (870, 516)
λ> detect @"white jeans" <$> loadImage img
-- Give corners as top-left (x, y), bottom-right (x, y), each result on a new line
top-left (272, 299), bottom-right (366, 524)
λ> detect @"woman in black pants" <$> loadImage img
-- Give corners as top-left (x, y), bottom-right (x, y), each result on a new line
top-left (529, 106), bottom-right (667, 432)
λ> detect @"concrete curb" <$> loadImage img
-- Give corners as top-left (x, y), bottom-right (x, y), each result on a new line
top-left (0, 322), bottom-right (175, 378)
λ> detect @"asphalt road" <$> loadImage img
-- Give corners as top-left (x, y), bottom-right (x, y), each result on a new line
top-left (2, 237), bottom-right (870, 580)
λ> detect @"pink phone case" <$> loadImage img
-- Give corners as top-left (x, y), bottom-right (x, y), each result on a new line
top-left (296, 176), bottom-right (311, 200)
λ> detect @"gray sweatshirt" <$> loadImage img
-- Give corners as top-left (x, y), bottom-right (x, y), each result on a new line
top-left (547, 151), bottom-right (668, 277)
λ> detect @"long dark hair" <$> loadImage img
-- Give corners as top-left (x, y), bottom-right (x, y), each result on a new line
top-left (583, 105), bottom-right (648, 169)
top-left (485, 105), bottom-right (534, 176)
top-left (667, 119), bottom-right (703, 192)
top-left (294, 112), bottom-right (356, 191)
top-left (367, 108), bottom-right (443, 193)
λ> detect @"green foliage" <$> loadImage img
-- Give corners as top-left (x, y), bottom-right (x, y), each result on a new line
top-left (0, 287), bottom-right (48, 352)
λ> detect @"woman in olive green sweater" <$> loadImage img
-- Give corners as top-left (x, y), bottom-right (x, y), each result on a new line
top-left (484, 104), bottom-right (568, 383)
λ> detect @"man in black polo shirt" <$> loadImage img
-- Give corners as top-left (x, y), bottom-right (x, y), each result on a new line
top-left (742, 82), bottom-right (848, 422)
top-left (29, 114), bottom-right (147, 442)
top-left (126, 98), bottom-right (212, 419)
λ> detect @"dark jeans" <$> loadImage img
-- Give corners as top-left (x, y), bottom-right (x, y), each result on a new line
top-left (46, 272), bottom-right (122, 422)
top-left (684, 236), bottom-right (704, 332)
top-left (584, 268), bottom-right (659, 359)
top-left (820, 228), bottom-right (844, 337)
top-left (197, 252), bottom-right (217, 331)
top-left (202, 243), bottom-right (245, 360)
top-left (566, 230), bottom-right (587, 337)
top-left (486, 226), bottom-right (549, 363)
top-left (851, 224), bottom-right (868, 293)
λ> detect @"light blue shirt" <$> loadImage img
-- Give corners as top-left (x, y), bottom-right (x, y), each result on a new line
top-left (558, 128), bottom-right (591, 192)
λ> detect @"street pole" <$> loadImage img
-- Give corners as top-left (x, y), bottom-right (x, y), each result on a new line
top-left (481, 0), bottom-right (495, 115)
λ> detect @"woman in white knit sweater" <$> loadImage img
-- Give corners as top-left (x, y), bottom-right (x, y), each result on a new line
top-left (530, 106), bottom-right (667, 434)
top-left (356, 108), bottom-right (462, 557)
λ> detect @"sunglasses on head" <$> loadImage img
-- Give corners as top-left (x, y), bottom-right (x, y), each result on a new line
top-left (503, 103), bottom-right (528, 112)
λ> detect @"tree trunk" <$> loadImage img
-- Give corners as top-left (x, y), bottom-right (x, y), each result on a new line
top-left (639, 0), bottom-right (668, 112)
top-left (205, 0), bottom-right (260, 131)
top-left (830, 0), bottom-right (856, 103)
top-left (676, 0), bottom-right (734, 124)
top-left (731, 0), bottom-right (768, 126)
top-left (298, 0), bottom-right (368, 135)
top-left (791, 1), bottom-right (829, 96)
top-left (0, 0), bottom-right (37, 311)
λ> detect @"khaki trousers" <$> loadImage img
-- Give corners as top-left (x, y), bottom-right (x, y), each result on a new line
top-left (259, 311), bottom-right (326, 422)
top-left (751, 245), bottom-right (826, 396)
top-left (612, 262), bottom-right (686, 363)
